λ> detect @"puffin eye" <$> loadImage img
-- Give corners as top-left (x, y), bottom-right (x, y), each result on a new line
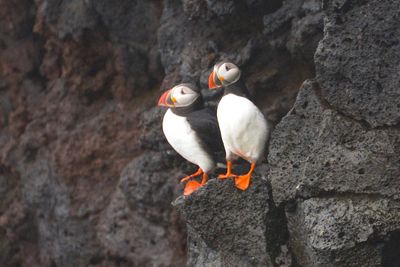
top-left (181, 88), bottom-right (186, 95)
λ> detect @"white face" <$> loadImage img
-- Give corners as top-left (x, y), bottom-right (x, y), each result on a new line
top-left (170, 84), bottom-right (199, 107)
top-left (216, 62), bottom-right (241, 86)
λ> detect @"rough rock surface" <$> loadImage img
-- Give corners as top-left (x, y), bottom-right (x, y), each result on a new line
top-left (287, 197), bottom-right (400, 267)
top-left (267, 0), bottom-right (400, 265)
top-left (174, 175), bottom-right (289, 267)
top-left (269, 80), bottom-right (400, 266)
top-left (269, 80), bottom-right (400, 205)
top-left (315, 0), bottom-right (400, 127)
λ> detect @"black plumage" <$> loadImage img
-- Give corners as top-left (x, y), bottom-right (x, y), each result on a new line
top-left (186, 108), bottom-right (224, 160)
top-left (171, 93), bottom-right (224, 161)
top-left (223, 78), bottom-right (251, 99)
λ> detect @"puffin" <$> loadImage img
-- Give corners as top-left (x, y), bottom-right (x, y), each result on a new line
top-left (208, 61), bottom-right (269, 190)
top-left (158, 83), bottom-right (223, 195)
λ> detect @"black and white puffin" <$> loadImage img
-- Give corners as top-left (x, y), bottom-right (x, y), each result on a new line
top-left (208, 62), bottom-right (269, 190)
top-left (158, 83), bottom-right (223, 195)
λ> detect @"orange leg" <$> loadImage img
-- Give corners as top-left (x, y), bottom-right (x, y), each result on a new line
top-left (218, 161), bottom-right (238, 179)
top-left (184, 173), bottom-right (208, 196)
top-left (180, 168), bottom-right (203, 183)
top-left (200, 172), bottom-right (208, 185)
top-left (235, 163), bottom-right (256, 190)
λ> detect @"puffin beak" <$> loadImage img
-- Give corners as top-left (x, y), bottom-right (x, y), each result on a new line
top-left (208, 70), bottom-right (219, 89)
top-left (158, 89), bottom-right (174, 107)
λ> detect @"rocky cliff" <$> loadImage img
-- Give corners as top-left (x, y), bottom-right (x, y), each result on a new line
top-left (0, 0), bottom-right (398, 266)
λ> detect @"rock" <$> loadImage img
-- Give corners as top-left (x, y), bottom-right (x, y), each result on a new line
top-left (97, 188), bottom-right (186, 267)
top-left (43, 0), bottom-right (98, 39)
top-left (0, 0), bottom-right (35, 39)
top-left (269, 80), bottom-right (400, 205)
top-left (98, 150), bottom-right (188, 266)
top-left (15, 158), bottom-right (101, 267)
top-left (119, 151), bottom-right (185, 223)
top-left (287, 0), bottom-right (324, 62)
top-left (287, 197), bottom-right (400, 267)
top-left (268, 0), bottom-right (400, 266)
top-left (267, 0), bottom-right (400, 264)
top-left (0, 164), bottom-right (34, 267)
top-left (91, 0), bottom-right (160, 45)
top-left (173, 175), bottom-right (290, 266)
top-left (315, 0), bottom-right (400, 127)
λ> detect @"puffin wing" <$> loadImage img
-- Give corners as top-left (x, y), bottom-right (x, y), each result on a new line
top-left (186, 108), bottom-right (224, 155)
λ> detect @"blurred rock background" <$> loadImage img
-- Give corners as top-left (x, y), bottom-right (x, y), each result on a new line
top-left (0, 0), bottom-right (399, 266)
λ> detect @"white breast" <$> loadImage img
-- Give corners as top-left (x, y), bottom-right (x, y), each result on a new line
top-left (217, 94), bottom-right (269, 163)
top-left (162, 109), bottom-right (215, 172)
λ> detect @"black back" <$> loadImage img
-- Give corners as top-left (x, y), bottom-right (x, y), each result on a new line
top-left (186, 107), bottom-right (224, 157)
top-left (171, 94), bottom-right (224, 162)
top-left (223, 78), bottom-right (252, 100)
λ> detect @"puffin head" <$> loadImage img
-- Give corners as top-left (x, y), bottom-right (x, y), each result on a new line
top-left (158, 83), bottom-right (200, 108)
top-left (208, 61), bottom-right (241, 89)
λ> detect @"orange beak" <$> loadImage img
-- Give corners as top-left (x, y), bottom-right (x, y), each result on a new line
top-left (158, 88), bottom-right (173, 107)
top-left (208, 70), bottom-right (219, 89)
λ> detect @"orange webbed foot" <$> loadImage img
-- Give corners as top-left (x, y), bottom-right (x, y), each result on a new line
top-left (234, 163), bottom-right (256, 191)
top-left (235, 174), bottom-right (251, 190)
top-left (184, 180), bottom-right (202, 195)
top-left (183, 173), bottom-right (208, 196)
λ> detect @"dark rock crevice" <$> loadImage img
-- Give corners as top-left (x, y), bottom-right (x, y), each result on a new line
top-left (382, 230), bottom-right (400, 267)
top-left (294, 187), bottom-right (399, 204)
